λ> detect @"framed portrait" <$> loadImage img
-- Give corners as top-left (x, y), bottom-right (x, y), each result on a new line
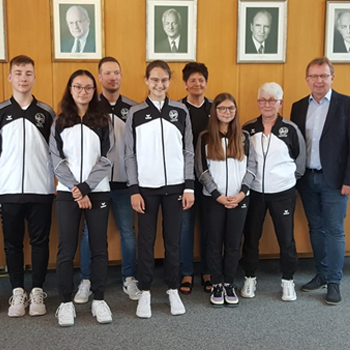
top-left (0, 0), bottom-right (7, 62)
top-left (325, 1), bottom-right (350, 63)
top-left (50, 0), bottom-right (104, 61)
top-left (237, 0), bottom-right (288, 63)
top-left (146, 0), bottom-right (197, 62)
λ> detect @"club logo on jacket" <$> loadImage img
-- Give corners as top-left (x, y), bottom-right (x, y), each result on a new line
top-left (120, 108), bottom-right (129, 120)
top-left (169, 110), bottom-right (179, 122)
top-left (35, 113), bottom-right (45, 128)
top-left (250, 128), bottom-right (256, 135)
top-left (145, 114), bottom-right (152, 120)
top-left (278, 127), bottom-right (288, 138)
top-left (6, 115), bottom-right (13, 121)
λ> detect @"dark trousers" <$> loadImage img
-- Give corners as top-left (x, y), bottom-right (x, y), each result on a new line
top-left (241, 192), bottom-right (297, 280)
top-left (1, 202), bottom-right (52, 289)
top-left (137, 193), bottom-right (183, 290)
top-left (56, 200), bottom-right (109, 302)
top-left (206, 196), bottom-right (249, 285)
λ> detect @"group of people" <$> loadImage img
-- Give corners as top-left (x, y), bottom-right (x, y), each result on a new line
top-left (0, 54), bottom-right (349, 327)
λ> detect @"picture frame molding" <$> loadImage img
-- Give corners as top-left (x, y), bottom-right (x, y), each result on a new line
top-left (50, 0), bottom-right (104, 61)
top-left (237, 0), bottom-right (288, 63)
top-left (146, 0), bottom-right (197, 62)
top-left (324, 0), bottom-right (350, 63)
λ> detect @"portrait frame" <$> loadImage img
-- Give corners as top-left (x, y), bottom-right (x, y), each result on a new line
top-left (0, 0), bottom-right (7, 62)
top-left (237, 0), bottom-right (288, 63)
top-left (324, 1), bottom-right (350, 63)
top-left (50, 0), bottom-right (104, 61)
top-left (146, 0), bottom-right (197, 62)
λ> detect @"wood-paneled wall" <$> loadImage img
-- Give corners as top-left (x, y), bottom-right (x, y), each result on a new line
top-left (0, 0), bottom-right (349, 266)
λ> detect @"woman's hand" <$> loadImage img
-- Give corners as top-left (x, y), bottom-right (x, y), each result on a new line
top-left (77, 195), bottom-right (92, 209)
top-left (131, 194), bottom-right (145, 214)
top-left (182, 192), bottom-right (195, 210)
top-left (72, 186), bottom-right (83, 201)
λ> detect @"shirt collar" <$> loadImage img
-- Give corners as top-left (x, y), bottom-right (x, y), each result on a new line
top-left (309, 89), bottom-right (332, 103)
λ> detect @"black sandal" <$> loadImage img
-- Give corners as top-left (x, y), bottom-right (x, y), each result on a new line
top-left (179, 276), bottom-right (194, 295)
top-left (201, 275), bottom-right (212, 293)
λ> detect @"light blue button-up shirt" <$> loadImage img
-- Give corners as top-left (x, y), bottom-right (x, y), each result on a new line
top-left (305, 89), bottom-right (332, 169)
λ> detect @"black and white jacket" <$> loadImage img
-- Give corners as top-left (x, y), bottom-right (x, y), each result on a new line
top-left (195, 130), bottom-right (256, 199)
top-left (99, 94), bottom-right (137, 190)
top-left (243, 115), bottom-right (306, 195)
top-left (125, 97), bottom-right (195, 196)
top-left (49, 115), bottom-right (115, 201)
top-left (0, 96), bottom-right (55, 203)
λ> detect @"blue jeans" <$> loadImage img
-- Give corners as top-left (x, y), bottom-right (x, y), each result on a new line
top-left (79, 188), bottom-right (136, 281)
top-left (180, 180), bottom-right (210, 276)
top-left (297, 170), bottom-right (348, 284)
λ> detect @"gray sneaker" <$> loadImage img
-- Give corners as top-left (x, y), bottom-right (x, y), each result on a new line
top-left (123, 277), bottom-right (141, 300)
top-left (29, 287), bottom-right (47, 316)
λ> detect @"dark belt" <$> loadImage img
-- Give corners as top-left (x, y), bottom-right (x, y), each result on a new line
top-left (307, 168), bottom-right (323, 173)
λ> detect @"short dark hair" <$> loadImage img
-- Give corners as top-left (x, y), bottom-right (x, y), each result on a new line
top-left (10, 55), bottom-right (35, 71)
top-left (145, 60), bottom-right (172, 79)
top-left (98, 56), bottom-right (121, 73)
top-left (182, 62), bottom-right (208, 82)
top-left (306, 57), bottom-right (335, 77)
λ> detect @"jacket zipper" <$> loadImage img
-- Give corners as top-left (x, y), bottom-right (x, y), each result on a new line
top-left (80, 121), bottom-right (83, 183)
top-left (160, 116), bottom-right (168, 187)
top-left (21, 117), bottom-right (26, 199)
top-left (224, 137), bottom-right (228, 196)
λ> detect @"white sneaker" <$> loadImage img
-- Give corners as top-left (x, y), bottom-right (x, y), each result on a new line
top-left (8, 287), bottom-right (28, 317)
top-left (167, 289), bottom-right (186, 316)
top-left (74, 280), bottom-right (91, 304)
top-left (91, 300), bottom-right (113, 324)
top-left (281, 279), bottom-right (297, 301)
top-left (29, 287), bottom-right (47, 316)
top-left (55, 302), bottom-right (76, 327)
top-left (123, 277), bottom-right (141, 300)
top-left (241, 276), bottom-right (257, 298)
top-left (136, 291), bottom-right (151, 318)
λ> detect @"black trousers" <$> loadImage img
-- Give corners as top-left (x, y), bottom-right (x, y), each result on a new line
top-left (56, 200), bottom-right (109, 302)
top-left (206, 196), bottom-right (249, 285)
top-left (1, 202), bottom-right (52, 289)
top-left (241, 192), bottom-right (298, 280)
top-left (137, 193), bottom-right (183, 290)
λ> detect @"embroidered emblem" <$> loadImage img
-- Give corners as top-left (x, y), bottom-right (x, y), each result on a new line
top-left (278, 127), bottom-right (288, 138)
top-left (34, 113), bottom-right (45, 128)
top-left (169, 110), bottom-right (179, 122)
top-left (120, 108), bottom-right (129, 120)
top-left (145, 114), bottom-right (152, 120)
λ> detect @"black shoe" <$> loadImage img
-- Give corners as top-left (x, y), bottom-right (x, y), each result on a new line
top-left (301, 274), bottom-right (327, 292)
top-left (210, 285), bottom-right (224, 307)
top-left (325, 283), bottom-right (341, 305)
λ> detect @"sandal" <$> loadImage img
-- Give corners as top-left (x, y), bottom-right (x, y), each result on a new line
top-left (201, 275), bottom-right (212, 293)
top-left (179, 275), bottom-right (194, 295)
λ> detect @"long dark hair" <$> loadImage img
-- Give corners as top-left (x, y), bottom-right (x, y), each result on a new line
top-left (56, 69), bottom-right (109, 129)
top-left (206, 92), bottom-right (244, 161)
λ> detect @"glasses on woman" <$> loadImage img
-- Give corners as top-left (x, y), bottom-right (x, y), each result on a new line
top-left (71, 85), bottom-right (95, 94)
top-left (257, 99), bottom-right (280, 106)
top-left (216, 106), bottom-right (236, 113)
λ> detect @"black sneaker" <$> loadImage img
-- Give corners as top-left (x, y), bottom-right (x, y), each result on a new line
top-left (325, 283), bottom-right (341, 305)
top-left (210, 285), bottom-right (224, 307)
top-left (224, 284), bottom-right (239, 307)
top-left (301, 274), bottom-right (327, 292)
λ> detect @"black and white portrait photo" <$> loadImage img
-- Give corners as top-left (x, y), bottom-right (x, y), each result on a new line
top-left (237, 0), bottom-right (287, 63)
top-left (51, 0), bottom-right (103, 61)
top-left (146, 0), bottom-right (197, 62)
top-left (325, 2), bottom-right (350, 63)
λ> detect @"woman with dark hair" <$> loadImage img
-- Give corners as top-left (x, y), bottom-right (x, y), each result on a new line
top-left (195, 93), bottom-right (256, 307)
top-left (179, 62), bottom-right (212, 294)
top-left (125, 60), bottom-right (195, 318)
top-left (50, 70), bottom-right (114, 326)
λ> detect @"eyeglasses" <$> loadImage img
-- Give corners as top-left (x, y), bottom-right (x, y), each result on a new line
top-left (71, 85), bottom-right (95, 93)
top-left (216, 106), bottom-right (236, 113)
top-left (149, 77), bottom-right (170, 84)
top-left (257, 99), bottom-right (280, 106)
top-left (67, 19), bottom-right (87, 27)
top-left (307, 74), bottom-right (332, 80)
